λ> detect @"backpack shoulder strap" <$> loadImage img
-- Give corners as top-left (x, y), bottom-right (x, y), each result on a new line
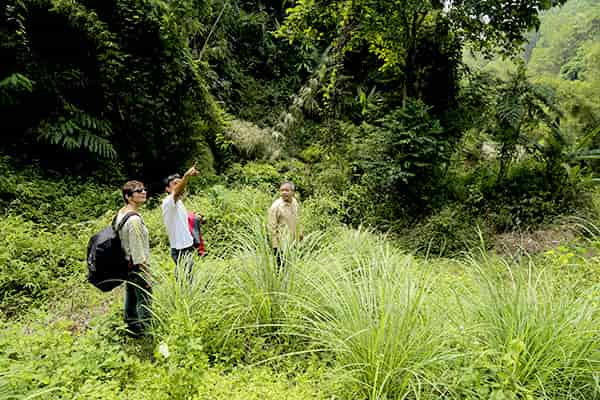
top-left (114, 212), bottom-right (141, 232)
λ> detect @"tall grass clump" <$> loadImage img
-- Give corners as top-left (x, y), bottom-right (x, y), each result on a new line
top-left (148, 257), bottom-right (226, 393)
top-left (223, 119), bottom-right (282, 161)
top-left (149, 218), bottom-right (327, 366)
top-left (455, 257), bottom-right (600, 399)
top-left (223, 218), bottom-right (326, 343)
top-left (147, 190), bottom-right (342, 365)
top-left (293, 230), bottom-right (458, 399)
top-left (150, 256), bottom-right (223, 339)
top-left (193, 185), bottom-right (273, 255)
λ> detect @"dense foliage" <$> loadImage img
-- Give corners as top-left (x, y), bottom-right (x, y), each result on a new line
top-left (2, 0), bottom-right (599, 235)
top-left (2, 1), bottom-right (600, 396)
top-left (0, 0), bottom-right (222, 181)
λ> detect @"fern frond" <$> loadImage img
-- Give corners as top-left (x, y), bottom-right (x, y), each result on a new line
top-left (34, 103), bottom-right (116, 159)
top-left (0, 73), bottom-right (34, 105)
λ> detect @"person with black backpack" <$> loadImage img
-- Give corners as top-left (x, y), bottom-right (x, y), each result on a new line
top-left (117, 180), bottom-right (151, 337)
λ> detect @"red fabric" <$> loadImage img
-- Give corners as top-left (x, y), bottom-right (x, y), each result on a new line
top-left (187, 212), bottom-right (206, 256)
top-left (187, 212), bottom-right (194, 232)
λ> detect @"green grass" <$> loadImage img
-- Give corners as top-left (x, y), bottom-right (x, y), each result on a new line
top-left (1, 185), bottom-right (599, 399)
top-left (451, 256), bottom-right (600, 399)
top-left (292, 239), bottom-right (457, 399)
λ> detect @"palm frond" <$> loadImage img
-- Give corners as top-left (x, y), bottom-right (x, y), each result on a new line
top-left (574, 124), bottom-right (600, 153)
top-left (573, 149), bottom-right (600, 161)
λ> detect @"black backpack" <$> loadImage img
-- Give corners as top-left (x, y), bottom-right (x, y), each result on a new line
top-left (86, 212), bottom-right (139, 292)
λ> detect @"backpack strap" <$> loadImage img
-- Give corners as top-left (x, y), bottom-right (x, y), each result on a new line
top-left (112, 211), bottom-right (141, 232)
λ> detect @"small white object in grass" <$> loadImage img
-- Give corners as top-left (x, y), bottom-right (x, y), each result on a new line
top-left (158, 342), bottom-right (170, 358)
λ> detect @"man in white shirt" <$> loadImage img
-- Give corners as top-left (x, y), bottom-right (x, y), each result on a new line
top-left (162, 163), bottom-right (199, 277)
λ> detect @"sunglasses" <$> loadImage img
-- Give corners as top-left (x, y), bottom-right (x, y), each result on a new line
top-left (131, 188), bottom-right (147, 194)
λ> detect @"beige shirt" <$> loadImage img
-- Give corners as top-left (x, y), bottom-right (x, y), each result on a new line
top-left (116, 211), bottom-right (150, 266)
top-left (267, 197), bottom-right (300, 248)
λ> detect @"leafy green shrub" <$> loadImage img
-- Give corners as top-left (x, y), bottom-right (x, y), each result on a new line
top-left (310, 159), bottom-right (351, 196)
top-left (466, 160), bottom-right (592, 231)
top-left (224, 159), bottom-right (315, 198)
top-left (489, 162), bottom-right (570, 230)
top-left (299, 144), bottom-right (327, 163)
top-left (445, 156), bottom-right (594, 235)
top-left (408, 204), bottom-right (489, 257)
top-left (225, 162), bottom-right (281, 191)
top-left (0, 215), bottom-right (99, 315)
top-left (0, 156), bottom-right (120, 227)
top-left (349, 100), bottom-right (452, 219)
top-left (300, 195), bottom-right (344, 233)
top-left (338, 182), bottom-right (409, 231)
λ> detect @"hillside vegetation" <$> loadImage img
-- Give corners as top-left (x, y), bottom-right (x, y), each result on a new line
top-left (1, 157), bottom-right (600, 399)
top-left (1, 0), bottom-right (600, 399)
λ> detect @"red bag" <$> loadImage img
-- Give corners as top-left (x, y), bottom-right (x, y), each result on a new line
top-left (187, 212), bottom-right (206, 256)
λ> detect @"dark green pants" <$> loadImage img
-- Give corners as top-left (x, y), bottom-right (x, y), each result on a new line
top-left (124, 270), bottom-right (151, 334)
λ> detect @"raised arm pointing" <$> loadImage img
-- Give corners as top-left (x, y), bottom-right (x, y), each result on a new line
top-left (173, 162), bottom-right (198, 202)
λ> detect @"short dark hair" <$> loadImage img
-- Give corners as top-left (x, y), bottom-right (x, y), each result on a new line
top-left (280, 181), bottom-right (295, 191)
top-left (122, 180), bottom-right (145, 204)
top-left (163, 173), bottom-right (181, 188)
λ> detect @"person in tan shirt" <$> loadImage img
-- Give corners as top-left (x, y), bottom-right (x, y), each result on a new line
top-left (117, 180), bottom-right (151, 337)
top-left (268, 181), bottom-right (302, 266)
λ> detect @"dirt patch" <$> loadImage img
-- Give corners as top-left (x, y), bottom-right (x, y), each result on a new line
top-left (46, 284), bottom-right (122, 335)
top-left (65, 293), bottom-right (118, 335)
top-left (492, 227), bottom-right (578, 257)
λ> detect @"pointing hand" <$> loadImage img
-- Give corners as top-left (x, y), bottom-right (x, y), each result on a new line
top-left (185, 162), bottom-right (199, 177)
